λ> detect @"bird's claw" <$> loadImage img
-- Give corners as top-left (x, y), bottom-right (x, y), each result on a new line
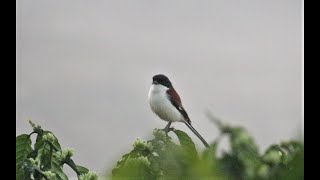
top-left (163, 126), bottom-right (175, 133)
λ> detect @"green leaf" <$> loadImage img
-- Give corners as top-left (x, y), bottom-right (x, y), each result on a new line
top-left (52, 153), bottom-right (64, 169)
top-left (223, 127), bottom-right (262, 179)
top-left (277, 148), bottom-right (304, 180)
top-left (16, 134), bottom-right (33, 165)
top-left (17, 122), bottom-right (98, 180)
top-left (38, 144), bottom-right (54, 171)
top-left (201, 142), bottom-right (218, 165)
top-left (16, 134), bottom-right (33, 180)
top-left (112, 156), bottom-right (153, 179)
top-left (16, 164), bottom-right (31, 180)
top-left (51, 153), bottom-right (68, 180)
top-left (33, 131), bottom-right (62, 171)
top-left (35, 131), bottom-right (62, 151)
top-left (112, 152), bottom-right (132, 175)
top-left (77, 165), bottom-right (89, 174)
top-left (173, 129), bottom-right (198, 160)
top-left (53, 169), bottom-right (69, 180)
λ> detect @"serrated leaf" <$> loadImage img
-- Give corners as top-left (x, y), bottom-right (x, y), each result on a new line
top-left (16, 134), bottom-right (33, 180)
top-left (16, 134), bottom-right (33, 166)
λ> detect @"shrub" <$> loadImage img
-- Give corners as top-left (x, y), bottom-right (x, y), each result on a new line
top-left (16, 120), bottom-right (97, 180)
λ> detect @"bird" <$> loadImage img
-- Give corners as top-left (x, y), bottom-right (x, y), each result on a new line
top-left (148, 74), bottom-right (209, 148)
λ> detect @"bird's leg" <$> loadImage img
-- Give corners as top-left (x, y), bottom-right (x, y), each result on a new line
top-left (163, 122), bottom-right (173, 133)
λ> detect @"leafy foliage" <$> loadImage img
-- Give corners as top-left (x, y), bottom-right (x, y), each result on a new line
top-left (16, 134), bottom-right (33, 180)
top-left (16, 120), bottom-right (97, 180)
top-left (110, 115), bottom-right (304, 180)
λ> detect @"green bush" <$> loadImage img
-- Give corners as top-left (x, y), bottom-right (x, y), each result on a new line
top-left (16, 120), bottom-right (97, 180)
top-left (110, 114), bottom-right (304, 180)
top-left (16, 115), bottom-right (303, 180)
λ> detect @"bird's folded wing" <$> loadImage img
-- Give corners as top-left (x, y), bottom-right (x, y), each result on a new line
top-left (166, 88), bottom-right (191, 124)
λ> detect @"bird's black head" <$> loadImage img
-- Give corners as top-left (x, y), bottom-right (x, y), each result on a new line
top-left (152, 74), bottom-right (172, 88)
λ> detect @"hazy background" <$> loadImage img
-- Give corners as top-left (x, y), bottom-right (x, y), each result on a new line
top-left (16, 0), bottom-right (302, 176)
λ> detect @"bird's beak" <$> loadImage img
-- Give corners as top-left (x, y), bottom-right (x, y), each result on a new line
top-left (153, 81), bottom-right (159, 85)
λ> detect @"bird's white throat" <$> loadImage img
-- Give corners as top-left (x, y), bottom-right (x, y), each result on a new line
top-left (148, 84), bottom-right (168, 96)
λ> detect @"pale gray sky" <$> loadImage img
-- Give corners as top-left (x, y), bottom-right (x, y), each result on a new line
top-left (16, 0), bottom-right (302, 176)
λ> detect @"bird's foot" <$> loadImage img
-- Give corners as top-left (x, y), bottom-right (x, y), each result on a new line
top-left (163, 126), bottom-right (175, 133)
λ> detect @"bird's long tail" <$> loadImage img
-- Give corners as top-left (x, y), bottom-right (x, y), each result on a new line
top-left (184, 122), bottom-right (210, 148)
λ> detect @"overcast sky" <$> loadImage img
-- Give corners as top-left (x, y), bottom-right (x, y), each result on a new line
top-left (16, 0), bottom-right (302, 176)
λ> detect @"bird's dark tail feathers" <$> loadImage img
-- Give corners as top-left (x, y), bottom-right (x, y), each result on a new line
top-left (184, 122), bottom-right (210, 148)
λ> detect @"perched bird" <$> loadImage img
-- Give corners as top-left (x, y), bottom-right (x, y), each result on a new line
top-left (148, 74), bottom-right (209, 148)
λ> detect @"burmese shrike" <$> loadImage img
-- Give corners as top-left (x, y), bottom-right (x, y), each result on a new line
top-left (148, 74), bottom-right (209, 148)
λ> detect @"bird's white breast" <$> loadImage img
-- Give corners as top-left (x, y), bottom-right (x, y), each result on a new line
top-left (148, 84), bottom-right (184, 122)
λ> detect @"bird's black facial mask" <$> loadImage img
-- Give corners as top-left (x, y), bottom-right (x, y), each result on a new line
top-left (152, 74), bottom-right (172, 88)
